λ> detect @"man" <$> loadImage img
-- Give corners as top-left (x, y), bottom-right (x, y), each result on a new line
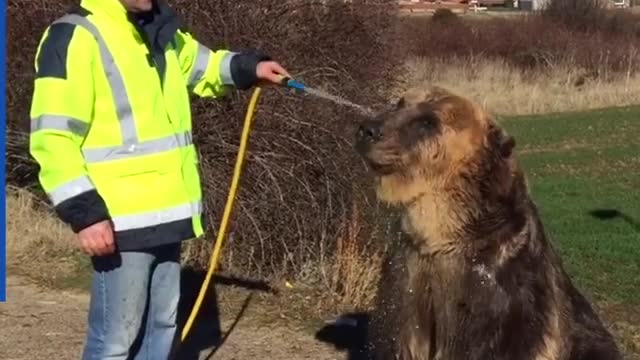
top-left (28, 0), bottom-right (291, 358)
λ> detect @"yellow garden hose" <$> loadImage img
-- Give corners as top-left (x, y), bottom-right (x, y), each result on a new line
top-left (180, 86), bottom-right (263, 342)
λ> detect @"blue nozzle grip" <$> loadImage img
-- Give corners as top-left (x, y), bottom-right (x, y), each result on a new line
top-left (280, 77), bottom-right (306, 91)
top-left (287, 79), bottom-right (306, 91)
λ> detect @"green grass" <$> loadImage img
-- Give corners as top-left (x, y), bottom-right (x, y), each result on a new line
top-left (500, 106), bottom-right (640, 305)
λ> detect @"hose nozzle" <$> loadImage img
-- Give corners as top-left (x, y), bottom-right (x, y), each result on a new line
top-left (279, 76), bottom-right (306, 92)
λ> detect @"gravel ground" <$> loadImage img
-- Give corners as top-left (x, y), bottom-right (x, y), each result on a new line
top-left (0, 275), bottom-right (349, 360)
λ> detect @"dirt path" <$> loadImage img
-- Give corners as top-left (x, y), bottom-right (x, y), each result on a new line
top-left (5, 273), bottom-right (635, 359)
top-left (0, 275), bottom-right (347, 360)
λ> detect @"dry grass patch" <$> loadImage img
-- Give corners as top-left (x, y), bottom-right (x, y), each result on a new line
top-left (6, 186), bottom-right (87, 288)
top-left (395, 58), bottom-right (640, 116)
top-left (322, 201), bottom-right (384, 311)
top-left (600, 302), bottom-right (640, 358)
top-left (5, 184), bottom-right (384, 312)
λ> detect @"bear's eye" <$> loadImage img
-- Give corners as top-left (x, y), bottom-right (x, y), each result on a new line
top-left (419, 113), bottom-right (438, 130)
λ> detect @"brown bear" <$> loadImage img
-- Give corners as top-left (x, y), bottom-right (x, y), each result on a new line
top-left (354, 86), bottom-right (622, 360)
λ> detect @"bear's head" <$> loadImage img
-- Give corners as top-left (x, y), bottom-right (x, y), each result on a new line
top-left (355, 86), bottom-right (516, 206)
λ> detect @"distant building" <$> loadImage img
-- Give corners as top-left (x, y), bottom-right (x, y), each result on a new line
top-left (612, 0), bottom-right (631, 7)
top-left (518, 0), bottom-right (632, 10)
top-left (518, 0), bottom-right (549, 10)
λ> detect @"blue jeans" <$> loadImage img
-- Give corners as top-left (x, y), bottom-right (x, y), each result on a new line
top-left (81, 243), bottom-right (182, 360)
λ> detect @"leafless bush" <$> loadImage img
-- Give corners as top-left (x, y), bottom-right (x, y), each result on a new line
top-left (542, 0), bottom-right (608, 32)
top-left (6, 0), bottom-right (400, 293)
top-left (542, 0), bottom-right (640, 36)
top-left (403, 12), bottom-right (640, 77)
top-left (431, 8), bottom-right (460, 25)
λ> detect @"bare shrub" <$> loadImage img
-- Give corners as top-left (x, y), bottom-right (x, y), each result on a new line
top-left (6, 0), bottom-right (400, 295)
top-left (168, 0), bottom-right (399, 283)
top-left (542, 0), bottom-right (640, 36)
top-left (431, 8), bottom-right (460, 25)
top-left (403, 10), bottom-right (640, 76)
top-left (542, 0), bottom-right (608, 33)
top-left (6, 129), bottom-right (40, 191)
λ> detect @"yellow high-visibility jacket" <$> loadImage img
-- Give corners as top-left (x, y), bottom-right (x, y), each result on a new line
top-left (29, 0), bottom-right (270, 250)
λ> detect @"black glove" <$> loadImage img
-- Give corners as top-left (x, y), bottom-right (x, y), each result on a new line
top-left (230, 49), bottom-right (272, 90)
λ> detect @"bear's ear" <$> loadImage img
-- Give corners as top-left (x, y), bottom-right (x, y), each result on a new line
top-left (487, 123), bottom-right (515, 159)
top-left (488, 126), bottom-right (519, 200)
top-left (499, 134), bottom-right (516, 158)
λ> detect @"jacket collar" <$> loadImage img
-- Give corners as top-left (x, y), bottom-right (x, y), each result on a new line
top-left (79, 0), bottom-right (182, 52)
top-left (131, 0), bottom-right (183, 52)
top-left (80, 0), bottom-right (130, 23)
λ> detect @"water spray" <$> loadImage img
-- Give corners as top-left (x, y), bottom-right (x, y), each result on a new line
top-left (279, 76), bottom-right (374, 116)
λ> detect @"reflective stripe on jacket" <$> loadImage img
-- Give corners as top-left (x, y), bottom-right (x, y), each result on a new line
top-left (29, 0), bottom-right (270, 250)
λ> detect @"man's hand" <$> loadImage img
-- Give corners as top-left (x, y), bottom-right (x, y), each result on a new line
top-left (76, 220), bottom-right (115, 256)
top-left (255, 61), bottom-right (291, 86)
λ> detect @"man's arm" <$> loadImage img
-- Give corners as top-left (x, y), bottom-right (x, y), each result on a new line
top-left (174, 29), bottom-right (273, 96)
top-left (29, 22), bottom-right (110, 234)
